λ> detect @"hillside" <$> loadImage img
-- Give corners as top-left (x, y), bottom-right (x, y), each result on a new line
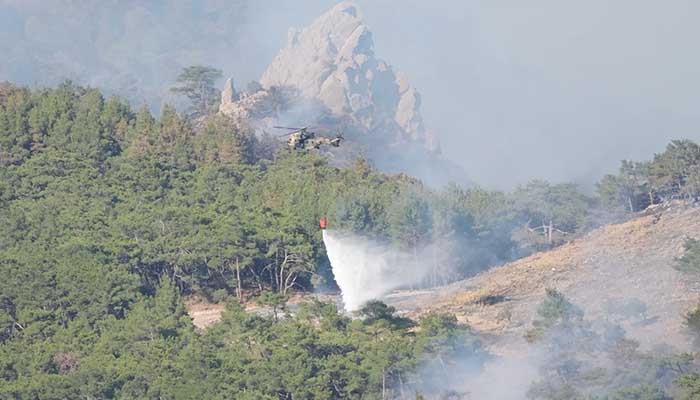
top-left (4, 1), bottom-right (700, 397)
top-left (3, 83), bottom-right (700, 400)
top-left (387, 202), bottom-right (700, 355)
top-left (0, 83), bottom-right (486, 399)
top-left (188, 202), bottom-right (700, 352)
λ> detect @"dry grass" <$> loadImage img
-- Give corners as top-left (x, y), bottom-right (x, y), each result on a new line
top-left (448, 287), bottom-right (509, 307)
top-left (392, 203), bottom-right (700, 355)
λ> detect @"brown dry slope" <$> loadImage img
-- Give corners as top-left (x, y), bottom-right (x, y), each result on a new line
top-left (387, 203), bottom-right (700, 354)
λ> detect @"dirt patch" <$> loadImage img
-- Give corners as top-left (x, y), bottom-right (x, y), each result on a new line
top-left (185, 292), bottom-right (343, 330)
top-left (186, 299), bottom-right (226, 330)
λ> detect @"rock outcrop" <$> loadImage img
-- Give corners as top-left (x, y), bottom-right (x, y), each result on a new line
top-left (220, 77), bottom-right (237, 107)
top-left (220, 88), bottom-right (271, 120)
top-left (259, 1), bottom-right (439, 152)
top-left (219, 79), bottom-right (293, 122)
top-left (218, 1), bottom-right (470, 186)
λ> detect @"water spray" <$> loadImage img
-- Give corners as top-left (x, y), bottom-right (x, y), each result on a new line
top-left (320, 217), bottom-right (431, 312)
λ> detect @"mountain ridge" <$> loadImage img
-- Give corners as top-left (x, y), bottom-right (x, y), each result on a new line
top-left (218, 1), bottom-right (473, 187)
top-left (259, 1), bottom-right (438, 152)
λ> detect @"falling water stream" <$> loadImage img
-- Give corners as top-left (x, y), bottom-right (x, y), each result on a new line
top-left (322, 230), bottom-right (425, 312)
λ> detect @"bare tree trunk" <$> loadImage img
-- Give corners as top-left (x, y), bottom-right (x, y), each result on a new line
top-left (279, 251), bottom-right (290, 294)
top-left (413, 243), bottom-right (419, 290)
top-left (548, 220), bottom-right (554, 245)
top-left (250, 268), bottom-right (263, 292)
top-left (628, 196), bottom-right (634, 213)
top-left (284, 271), bottom-right (299, 295)
top-left (438, 355), bottom-right (447, 375)
top-left (236, 258), bottom-right (242, 301)
top-left (382, 369), bottom-right (386, 400)
top-left (432, 243), bottom-right (438, 287)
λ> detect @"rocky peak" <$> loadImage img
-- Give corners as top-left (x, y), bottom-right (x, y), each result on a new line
top-left (259, 1), bottom-right (439, 152)
top-left (220, 77), bottom-right (237, 107)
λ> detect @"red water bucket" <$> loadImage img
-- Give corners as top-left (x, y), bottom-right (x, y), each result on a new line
top-left (319, 217), bottom-right (327, 229)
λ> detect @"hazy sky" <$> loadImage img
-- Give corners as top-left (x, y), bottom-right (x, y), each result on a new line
top-left (2, 0), bottom-right (699, 189)
top-left (241, 0), bottom-right (700, 190)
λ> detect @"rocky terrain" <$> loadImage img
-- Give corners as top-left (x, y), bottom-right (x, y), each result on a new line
top-left (259, 1), bottom-right (437, 151)
top-left (217, 1), bottom-right (469, 186)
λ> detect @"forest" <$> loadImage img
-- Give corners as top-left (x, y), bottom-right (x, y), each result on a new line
top-left (2, 82), bottom-right (700, 398)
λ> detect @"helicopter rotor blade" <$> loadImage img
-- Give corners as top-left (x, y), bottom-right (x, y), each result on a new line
top-left (273, 126), bottom-right (305, 130)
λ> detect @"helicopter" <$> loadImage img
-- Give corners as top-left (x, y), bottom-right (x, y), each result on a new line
top-left (274, 126), bottom-right (343, 150)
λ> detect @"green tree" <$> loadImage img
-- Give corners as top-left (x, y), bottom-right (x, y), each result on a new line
top-left (648, 140), bottom-right (700, 201)
top-left (683, 307), bottom-right (700, 347)
top-left (170, 65), bottom-right (223, 118)
top-left (194, 114), bottom-right (258, 165)
top-left (677, 373), bottom-right (700, 400)
top-left (256, 290), bottom-right (289, 321)
top-left (597, 160), bottom-right (652, 213)
top-left (387, 184), bottom-right (433, 250)
top-left (513, 180), bottom-right (592, 249)
top-left (525, 288), bottom-right (584, 343)
top-left (609, 385), bottom-right (671, 400)
top-left (675, 239), bottom-right (700, 275)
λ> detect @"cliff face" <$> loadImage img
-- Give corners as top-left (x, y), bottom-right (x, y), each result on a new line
top-left (219, 2), bottom-right (471, 186)
top-left (259, 2), bottom-right (439, 152)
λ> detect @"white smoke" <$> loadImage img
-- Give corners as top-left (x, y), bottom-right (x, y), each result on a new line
top-left (323, 230), bottom-right (434, 312)
top-left (453, 350), bottom-right (541, 400)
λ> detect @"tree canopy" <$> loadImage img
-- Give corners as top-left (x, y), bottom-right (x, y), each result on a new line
top-left (170, 65), bottom-right (223, 118)
top-left (2, 81), bottom-right (700, 398)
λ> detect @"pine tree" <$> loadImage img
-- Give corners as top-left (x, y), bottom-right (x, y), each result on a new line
top-left (170, 65), bottom-right (223, 118)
